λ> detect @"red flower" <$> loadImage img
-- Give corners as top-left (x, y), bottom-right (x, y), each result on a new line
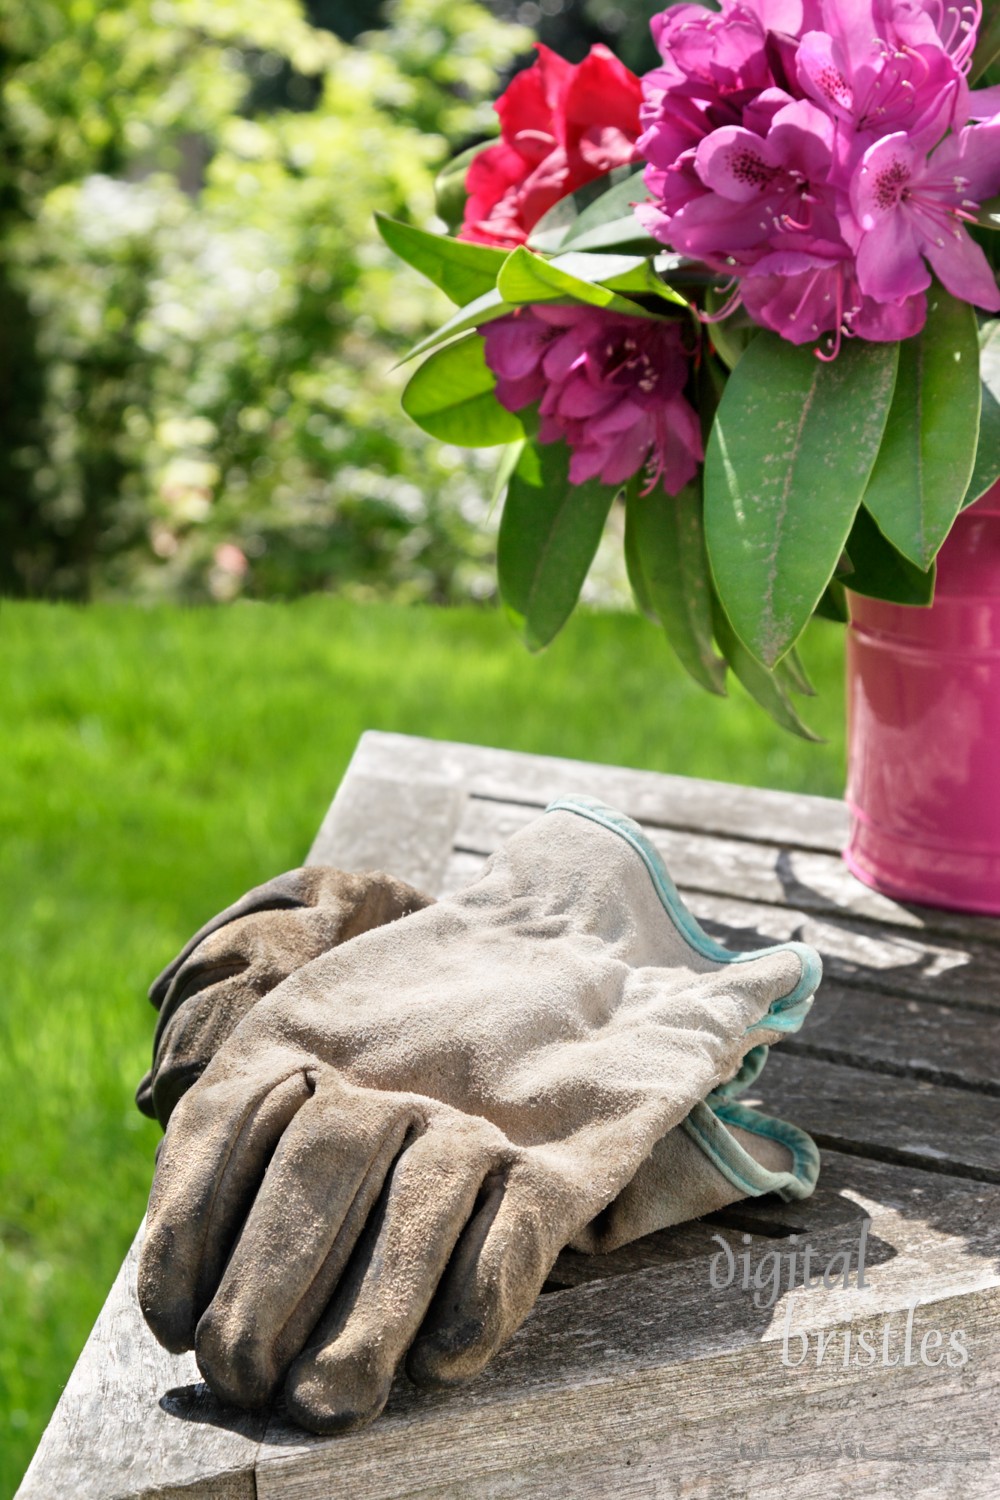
top-left (459, 44), bottom-right (643, 248)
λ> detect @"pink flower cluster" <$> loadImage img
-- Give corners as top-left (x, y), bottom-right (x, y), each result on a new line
top-left (637, 0), bottom-right (1000, 351)
top-left (481, 306), bottom-right (703, 495)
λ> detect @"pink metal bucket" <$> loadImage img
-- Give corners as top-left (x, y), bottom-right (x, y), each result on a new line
top-left (845, 479), bottom-right (1000, 914)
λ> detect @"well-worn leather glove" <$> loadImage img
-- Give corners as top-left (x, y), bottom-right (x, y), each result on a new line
top-left (135, 867), bottom-right (434, 1128)
top-left (139, 797), bottom-right (821, 1434)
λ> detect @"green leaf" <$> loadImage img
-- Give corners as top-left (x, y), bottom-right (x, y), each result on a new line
top-left (843, 504), bottom-right (936, 606)
top-left (813, 579), bottom-right (849, 623)
top-left (624, 485), bottom-right (657, 621)
top-left (552, 169), bottom-right (658, 254)
top-left (375, 215), bottom-right (507, 305)
top-left (776, 645), bottom-right (816, 698)
top-left (434, 141), bottom-right (493, 233)
top-left (712, 600), bottom-right (821, 741)
top-left (862, 288), bottom-right (980, 567)
top-left (527, 167), bottom-right (644, 252)
top-left (625, 477), bottom-right (726, 694)
top-left (704, 333), bottom-right (898, 667)
top-left (401, 335), bottom-right (524, 446)
top-left (400, 247), bottom-right (687, 367)
top-left (497, 246), bottom-right (688, 316)
top-left (704, 290), bottom-right (757, 372)
top-left (971, 0), bottom-right (1000, 82)
top-left (558, 217), bottom-right (661, 255)
top-left (964, 318), bottom-right (1000, 506)
top-left (975, 194), bottom-right (1000, 232)
top-left (402, 284), bottom-right (514, 364)
top-left (498, 439), bottom-right (616, 650)
top-left (491, 438), bottom-right (525, 510)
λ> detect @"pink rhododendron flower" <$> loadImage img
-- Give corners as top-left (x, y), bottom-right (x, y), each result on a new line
top-left (851, 122), bottom-right (1000, 307)
top-left (459, 45), bottom-right (643, 248)
top-left (639, 0), bottom-right (1000, 352)
top-left (481, 306), bottom-right (703, 494)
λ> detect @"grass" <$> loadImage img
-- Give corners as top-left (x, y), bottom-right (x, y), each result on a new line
top-left (0, 596), bottom-right (846, 1495)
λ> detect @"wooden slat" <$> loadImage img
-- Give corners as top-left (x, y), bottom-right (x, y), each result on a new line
top-left (308, 739), bottom-right (466, 891)
top-left (256, 1354), bottom-right (1000, 1500)
top-left (756, 1053), bottom-right (1000, 1183)
top-left (14, 1224), bottom-right (265, 1500)
top-left (782, 982), bottom-right (1000, 1096)
top-left (344, 730), bottom-right (852, 854)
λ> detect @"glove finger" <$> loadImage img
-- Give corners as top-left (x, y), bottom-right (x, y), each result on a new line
top-left (146, 965), bottom-right (284, 1129)
top-left (194, 1085), bottom-right (425, 1409)
top-left (284, 1123), bottom-right (498, 1435)
top-left (406, 1158), bottom-right (564, 1390)
top-left (138, 1061), bottom-right (313, 1353)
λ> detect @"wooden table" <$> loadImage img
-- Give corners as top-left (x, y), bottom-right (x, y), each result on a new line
top-left (17, 732), bottom-right (1000, 1499)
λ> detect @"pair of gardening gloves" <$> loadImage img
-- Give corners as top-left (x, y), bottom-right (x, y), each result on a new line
top-left (136, 797), bottom-right (822, 1436)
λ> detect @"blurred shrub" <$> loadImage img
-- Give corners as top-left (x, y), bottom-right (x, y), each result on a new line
top-left (0, 0), bottom-right (530, 600)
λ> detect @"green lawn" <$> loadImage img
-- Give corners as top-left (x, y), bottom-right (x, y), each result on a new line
top-left (0, 597), bottom-right (846, 1495)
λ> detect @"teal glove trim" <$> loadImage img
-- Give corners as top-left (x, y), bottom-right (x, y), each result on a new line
top-left (681, 1098), bottom-right (821, 1202)
top-left (709, 1043), bottom-right (769, 1101)
top-left (545, 795), bottom-right (823, 1031)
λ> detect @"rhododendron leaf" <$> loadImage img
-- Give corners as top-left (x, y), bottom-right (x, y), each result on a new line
top-left (964, 319), bottom-right (1000, 506)
top-left (712, 601), bottom-right (821, 742)
top-left (705, 334), bottom-right (898, 667)
top-left (498, 438), bottom-right (616, 650)
top-left (491, 439), bottom-right (526, 511)
top-left (496, 247), bottom-right (670, 318)
top-left (704, 292), bottom-right (756, 372)
top-left (375, 215), bottom-right (508, 305)
top-left (402, 286), bottom-right (514, 364)
top-left (553, 251), bottom-right (688, 307)
top-left (550, 170), bottom-right (657, 254)
top-left (976, 194), bottom-right (1000, 231)
top-left (776, 646), bottom-right (816, 698)
top-left (624, 477), bottom-right (727, 694)
top-left (528, 167), bottom-right (645, 252)
top-left (559, 216), bottom-right (660, 254)
top-left (623, 490), bottom-right (656, 622)
top-left (434, 142), bottom-right (494, 234)
top-left (843, 506), bottom-right (936, 605)
top-left (402, 335), bottom-right (524, 447)
top-left (863, 290), bottom-right (980, 568)
top-left (971, 3), bottom-right (1000, 83)
top-left (813, 580), bottom-right (849, 624)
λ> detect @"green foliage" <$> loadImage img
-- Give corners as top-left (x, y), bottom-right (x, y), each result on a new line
top-left (965, 317), bottom-right (1000, 505)
top-left (861, 289), bottom-right (981, 569)
top-left (624, 477), bottom-right (726, 696)
top-left (497, 439), bottom-right (615, 647)
top-left (703, 334), bottom-right (899, 668)
top-left (402, 335), bottom-right (526, 445)
top-left (0, 0), bottom-right (531, 601)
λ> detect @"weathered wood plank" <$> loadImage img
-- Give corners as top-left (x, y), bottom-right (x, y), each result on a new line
top-left (457, 793), bottom-right (1000, 944)
top-left (440, 847), bottom-right (1000, 1012)
top-left (343, 730), bottom-right (852, 855)
top-left (782, 982), bottom-right (1000, 1096)
top-left (756, 1053), bottom-right (1000, 1183)
top-left (255, 1155), bottom-right (1000, 1500)
top-left (14, 1224), bottom-right (264, 1500)
top-left (308, 740), bottom-right (466, 890)
top-left (264, 1372), bottom-right (1000, 1500)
